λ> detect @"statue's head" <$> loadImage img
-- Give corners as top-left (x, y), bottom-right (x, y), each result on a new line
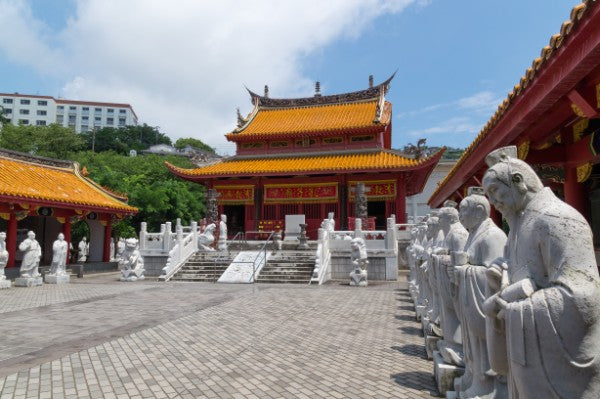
top-left (220, 214), bottom-right (226, 223)
top-left (459, 193), bottom-right (490, 230)
top-left (27, 231), bottom-right (35, 239)
top-left (125, 238), bottom-right (138, 249)
top-left (438, 207), bottom-right (459, 229)
top-left (82, 237), bottom-right (87, 242)
top-left (483, 146), bottom-right (543, 216)
top-left (57, 233), bottom-right (65, 241)
top-left (426, 216), bottom-right (439, 239)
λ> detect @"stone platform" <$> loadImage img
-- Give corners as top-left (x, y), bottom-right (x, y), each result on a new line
top-left (14, 276), bottom-right (43, 287)
top-left (44, 274), bottom-right (70, 284)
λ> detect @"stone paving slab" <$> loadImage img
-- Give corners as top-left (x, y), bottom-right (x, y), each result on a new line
top-left (0, 276), bottom-right (437, 398)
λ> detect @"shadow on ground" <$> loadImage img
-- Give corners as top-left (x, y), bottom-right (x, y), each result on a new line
top-left (390, 371), bottom-right (438, 396)
top-left (391, 344), bottom-right (426, 359)
top-left (399, 326), bottom-right (424, 336)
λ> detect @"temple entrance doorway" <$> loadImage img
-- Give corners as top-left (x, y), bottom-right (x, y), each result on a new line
top-left (368, 201), bottom-right (386, 230)
top-left (223, 205), bottom-right (245, 238)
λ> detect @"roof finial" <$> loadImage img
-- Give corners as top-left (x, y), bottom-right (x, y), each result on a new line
top-left (264, 85), bottom-right (269, 98)
top-left (236, 107), bottom-right (244, 128)
top-left (315, 81), bottom-right (321, 97)
top-left (369, 75), bottom-right (374, 88)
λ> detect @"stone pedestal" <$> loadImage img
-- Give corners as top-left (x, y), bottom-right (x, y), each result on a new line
top-left (0, 280), bottom-right (11, 289)
top-left (15, 276), bottom-right (43, 287)
top-left (425, 334), bottom-right (441, 360)
top-left (349, 268), bottom-right (367, 286)
top-left (45, 274), bottom-right (70, 284)
top-left (415, 304), bottom-right (426, 322)
top-left (433, 351), bottom-right (464, 396)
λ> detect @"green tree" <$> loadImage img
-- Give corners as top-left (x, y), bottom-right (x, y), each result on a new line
top-left (0, 123), bottom-right (84, 158)
top-left (0, 106), bottom-right (9, 125)
top-left (174, 137), bottom-right (215, 153)
top-left (80, 124), bottom-right (172, 154)
top-left (71, 151), bottom-right (206, 232)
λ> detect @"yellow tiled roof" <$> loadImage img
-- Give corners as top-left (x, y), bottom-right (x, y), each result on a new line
top-left (0, 154), bottom-right (137, 213)
top-left (228, 100), bottom-right (391, 139)
top-left (429, 1), bottom-right (594, 205)
top-left (167, 150), bottom-right (425, 178)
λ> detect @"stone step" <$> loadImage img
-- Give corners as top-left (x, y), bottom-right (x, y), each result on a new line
top-left (255, 279), bottom-right (310, 284)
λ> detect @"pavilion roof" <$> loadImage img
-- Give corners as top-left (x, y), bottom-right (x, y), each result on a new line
top-left (227, 74), bottom-right (395, 141)
top-left (166, 148), bottom-right (444, 195)
top-left (428, 0), bottom-right (597, 207)
top-left (0, 149), bottom-right (137, 214)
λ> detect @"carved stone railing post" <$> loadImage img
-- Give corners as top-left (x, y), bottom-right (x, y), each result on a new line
top-left (354, 218), bottom-right (362, 239)
top-left (139, 222), bottom-right (147, 250)
top-left (164, 222), bottom-right (172, 251)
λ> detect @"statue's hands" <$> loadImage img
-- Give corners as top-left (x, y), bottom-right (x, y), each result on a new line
top-left (486, 258), bottom-right (507, 291)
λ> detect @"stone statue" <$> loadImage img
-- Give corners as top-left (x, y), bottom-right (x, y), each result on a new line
top-left (297, 223), bottom-right (309, 249)
top-left (18, 231), bottom-right (42, 278)
top-left (481, 146), bottom-right (600, 398)
top-left (218, 214), bottom-right (228, 251)
top-left (454, 189), bottom-right (508, 398)
top-left (77, 237), bottom-right (88, 262)
top-left (0, 232), bottom-right (10, 288)
top-left (47, 233), bottom-right (70, 284)
top-left (349, 237), bottom-right (368, 286)
top-left (425, 213), bottom-right (445, 336)
top-left (434, 206), bottom-right (468, 367)
top-left (119, 238), bottom-right (145, 281)
top-left (198, 223), bottom-right (216, 251)
top-left (110, 238), bottom-right (116, 261)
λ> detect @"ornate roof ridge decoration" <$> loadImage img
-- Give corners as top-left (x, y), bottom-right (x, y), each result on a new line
top-left (428, 0), bottom-right (596, 205)
top-left (0, 148), bottom-right (74, 169)
top-left (245, 71), bottom-right (396, 109)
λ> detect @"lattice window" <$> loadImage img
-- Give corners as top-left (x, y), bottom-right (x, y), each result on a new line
top-left (281, 203), bottom-right (297, 217)
top-left (263, 205), bottom-right (277, 219)
top-left (303, 203), bottom-right (320, 219)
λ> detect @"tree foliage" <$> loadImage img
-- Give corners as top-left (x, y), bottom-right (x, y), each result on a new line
top-left (80, 124), bottom-right (172, 154)
top-left (174, 137), bottom-right (215, 153)
top-left (0, 123), bottom-right (84, 158)
top-left (71, 152), bottom-right (206, 232)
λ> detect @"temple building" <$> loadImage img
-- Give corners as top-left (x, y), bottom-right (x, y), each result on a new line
top-left (167, 75), bottom-right (443, 238)
top-left (0, 149), bottom-right (137, 268)
top-left (428, 1), bottom-right (600, 255)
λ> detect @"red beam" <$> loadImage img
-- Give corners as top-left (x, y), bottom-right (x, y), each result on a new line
top-left (567, 89), bottom-right (598, 118)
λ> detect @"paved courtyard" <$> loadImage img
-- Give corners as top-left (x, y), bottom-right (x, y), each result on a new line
top-left (0, 273), bottom-right (436, 399)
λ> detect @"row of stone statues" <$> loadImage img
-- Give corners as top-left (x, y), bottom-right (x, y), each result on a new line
top-left (407, 146), bottom-right (600, 398)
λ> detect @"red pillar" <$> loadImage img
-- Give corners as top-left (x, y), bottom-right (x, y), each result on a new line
top-left (6, 213), bottom-right (17, 268)
top-left (62, 219), bottom-right (71, 265)
top-left (396, 175), bottom-right (407, 223)
top-left (564, 166), bottom-right (588, 217)
top-left (102, 221), bottom-right (112, 262)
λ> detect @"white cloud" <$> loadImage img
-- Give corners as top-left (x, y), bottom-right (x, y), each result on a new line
top-left (0, 0), bottom-right (424, 154)
top-left (405, 116), bottom-right (482, 147)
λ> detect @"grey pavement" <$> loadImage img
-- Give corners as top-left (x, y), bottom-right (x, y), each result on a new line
top-left (0, 273), bottom-right (437, 398)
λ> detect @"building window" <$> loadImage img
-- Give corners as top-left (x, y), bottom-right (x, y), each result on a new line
top-left (82, 116), bottom-right (89, 121)
top-left (69, 106), bottom-right (76, 110)
top-left (94, 107), bottom-right (102, 112)
top-left (241, 142), bottom-right (264, 149)
top-left (82, 107), bottom-right (89, 111)
top-left (107, 117), bottom-right (114, 125)
top-left (37, 110), bottom-right (47, 116)
top-left (19, 119), bottom-right (29, 125)
top-left (19, 109), bottom-right (30, 115)
top-left (36, 120), bottom-right (46, 126)
top-left (20, 99), bottom-right (30, 105)
top-left (3, 98), bottom-right (13, 104)
top-left (37, 100), bottom-right (47, 106)
top-left (119, 109), bottom-right (126, 114)
top-left (95, 117), bottom-right (101, 122)
top-left (107, 108), bottom-right (114, 113)
top-left (68, 115), bottom-right (76, 123)
top-left (57, 115), bottom-right (64, 123)
top-left (81, 125), bottom-right (89, 131)
top-left (3, 108), bottom-right (12, 114)
top-left (57, 105), bottom-right (64, 111)
top-left (118, 117), bottom-right (126, 126)
top-left (295, 138), bottom-right (317, 147)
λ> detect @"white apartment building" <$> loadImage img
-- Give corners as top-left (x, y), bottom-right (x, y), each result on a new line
top-left (0, 93), bottom-right (138, 133)
top-left (406, 160), bottom-right (456, 221)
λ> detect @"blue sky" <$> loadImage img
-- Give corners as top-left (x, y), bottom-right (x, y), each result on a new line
top-left (0, 0), bottom-right (577, 154)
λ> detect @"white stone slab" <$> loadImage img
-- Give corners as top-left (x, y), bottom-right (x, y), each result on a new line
top-left (0, 280), bottom-right (11, 289)
top-left (284, 215), bottom-right (305, 241)
top-left (45, 274), bottom-right (70, 284)
top-left (15, 276), bottom-right (43, 287)
top-left (218, 251), bottom-right (272, 283)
